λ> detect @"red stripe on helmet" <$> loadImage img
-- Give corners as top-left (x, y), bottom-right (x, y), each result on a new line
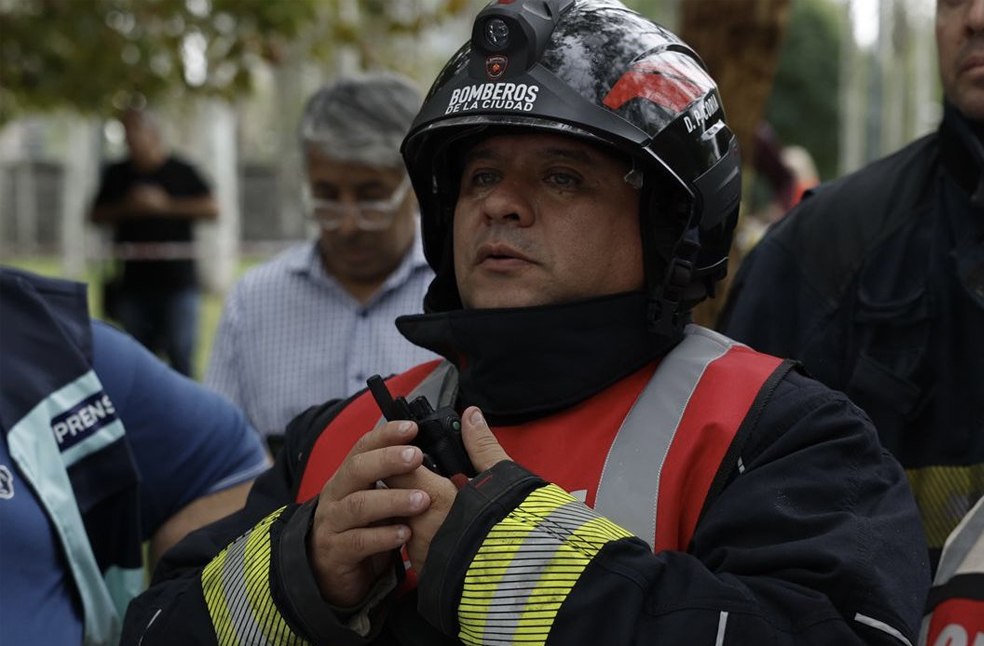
top-left (604, 61), bottom-right (705, 113)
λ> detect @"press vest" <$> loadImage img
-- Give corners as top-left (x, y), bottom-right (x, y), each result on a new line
top-left (298, 325), bottom-right (784, 551)
top-left (0, 270), bottom-right (143, 646)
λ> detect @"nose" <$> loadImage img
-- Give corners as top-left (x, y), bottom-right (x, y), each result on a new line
top-left (480, 177), bottom-right (535, 227)
top-left (334, 202), bottom-right (362, 236)
top-left (969, 0), bottom-right (984, 32)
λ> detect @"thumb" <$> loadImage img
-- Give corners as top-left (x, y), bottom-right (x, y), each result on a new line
top-left (461, 406), bottom-right (510, 473)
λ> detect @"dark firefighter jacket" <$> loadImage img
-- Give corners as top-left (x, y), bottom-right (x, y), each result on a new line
top-left (122, 292), bottom-right (929, 645)
top-left (719, 103), bottom-right (984, 567)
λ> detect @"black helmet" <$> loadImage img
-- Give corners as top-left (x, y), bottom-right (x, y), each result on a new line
top-left (402, 0), bottom-right (740, 334)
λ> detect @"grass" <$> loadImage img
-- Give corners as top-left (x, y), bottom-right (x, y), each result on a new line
top-left (3, 255), bottom-right (263, 381)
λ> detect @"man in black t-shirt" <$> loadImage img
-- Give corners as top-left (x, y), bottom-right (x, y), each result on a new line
top-left (90, 108), bottom-right (218, 377)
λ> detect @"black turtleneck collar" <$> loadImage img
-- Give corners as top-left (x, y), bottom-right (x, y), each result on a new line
top-left (395, 292), bottom-right (680, 426)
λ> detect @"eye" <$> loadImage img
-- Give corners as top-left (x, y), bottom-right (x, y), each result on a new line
top-left (545, 170), bottom-right (582, 189)
top-left (311, 184), bottom-right (339, 200)
top-left (355, 183), bottom-right (390, 201)
top-left (468, 169), bottom-right (500, 188)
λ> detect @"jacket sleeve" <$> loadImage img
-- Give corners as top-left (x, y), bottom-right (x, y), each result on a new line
top-left (120, 398), bottom-right (394, 646)
top-left (417, 369), bottom-right (930, 645)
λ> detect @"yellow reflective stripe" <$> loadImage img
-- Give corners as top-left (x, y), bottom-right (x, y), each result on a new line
top-left (202, 544), bottom-right (235, 642)
top-left (459, 484), bottom-right (633, 645)
top-left (241, 511), bottom-right (291, 644)
top-left (905, 464), bottom-right (984, 549)
top-left (458, 502), bottom-right (544, 642)
top-left (201, 506), bottom-right (309, 646)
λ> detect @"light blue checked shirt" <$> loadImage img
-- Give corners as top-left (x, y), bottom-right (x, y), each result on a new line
top-left (205, 236), bottom-right (437, 438)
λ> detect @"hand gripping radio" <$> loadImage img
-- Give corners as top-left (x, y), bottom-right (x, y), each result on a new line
top-left (366, 375), bottom-right (475, 479)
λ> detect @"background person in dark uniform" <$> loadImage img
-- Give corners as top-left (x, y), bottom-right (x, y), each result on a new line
top-left (90, 107), bottom-right (218, 377)
top-left (718, 0), bottom-right (984, 571)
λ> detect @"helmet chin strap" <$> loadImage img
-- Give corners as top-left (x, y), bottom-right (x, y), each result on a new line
top-left (647, 229), bottom-right (699, 336)
top-left (638, 175), bottom-right (701, 336)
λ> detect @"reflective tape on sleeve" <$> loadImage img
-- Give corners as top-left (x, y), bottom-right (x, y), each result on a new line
top-left (201, 507), bottom-right (309, 646)
top-left (458, 484), bottom-right (633, 646)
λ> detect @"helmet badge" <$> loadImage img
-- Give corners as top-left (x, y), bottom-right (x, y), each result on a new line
top-left (486, 55), bottom-right (509, 79)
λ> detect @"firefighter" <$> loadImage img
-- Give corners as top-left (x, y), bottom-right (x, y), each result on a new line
top-left (122, 1), bottom-right (929, 644)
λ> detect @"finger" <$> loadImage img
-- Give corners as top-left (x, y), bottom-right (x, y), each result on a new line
top-left (310, 523), bottom-right (410, 581)
top-left (386, 461), bottom-right (445, 490)
top-left (319, 486), bottom-right (431, 534)
top-left (349, 419), bottom-right (418, 458)
top-left (321, 420), bottom-right (417, 500)
top-left (324, 441), bottom-right (424, 501)
top-left (461, 407), bottom-right (510, 472)
top-left (383, 468), bottom-right (459, 577)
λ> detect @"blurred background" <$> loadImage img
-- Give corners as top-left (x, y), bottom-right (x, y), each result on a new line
top-left (0, 0), bottom-right (940, 377)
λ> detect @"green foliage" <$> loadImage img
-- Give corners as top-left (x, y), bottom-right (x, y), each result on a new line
top-left (0, 0), bottom-right (316, 123)
top-left (311, 0), bottom-right (481, 79)
top-left (0, 0), bottom-right (474, 125)
top-left (765, 0), bottom-right (843, 180)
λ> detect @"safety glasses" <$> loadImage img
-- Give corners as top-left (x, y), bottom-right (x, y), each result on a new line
top-left (303, 176), bottom-right (411, 231)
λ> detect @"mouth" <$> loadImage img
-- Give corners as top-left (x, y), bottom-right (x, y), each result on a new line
top-left (960, 52), bottom-right (984, 74)
top-left (476, 243), bottom-right (534, 267)
top-left (329, 243), bottom-right (376, 261)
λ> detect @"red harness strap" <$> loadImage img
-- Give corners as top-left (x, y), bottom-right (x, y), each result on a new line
top-left (654, 344), bottom-right (781, 552)
top-left (296, 334), bottom-right (782, 560)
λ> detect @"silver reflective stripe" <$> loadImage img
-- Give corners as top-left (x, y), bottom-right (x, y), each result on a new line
top-left (480, 500), bottom-right (596, 643)
top-left (854, 613), bottom-right (913, 646)
top-left (7, 370), bottom-right (121, 646)
top-left (217, 532), bottom-right (273, 646)
top-left (412, 360), bottom-right (456, 409)
top-left (715, 611), bottom-right (729, 646)
top-left (594, 325), bottom-right (735, 549)
top-left (934, 496), bottom-right (984, 584)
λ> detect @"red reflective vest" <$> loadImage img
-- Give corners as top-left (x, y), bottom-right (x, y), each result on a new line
top-left (297, 325), bottom-right (783, 552)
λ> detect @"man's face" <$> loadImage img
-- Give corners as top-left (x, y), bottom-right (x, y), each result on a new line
top-left (938, 0), bottom-right (984, 120)
top-left (453, 132), bottom-right (644, 309)
top-left (122, 111), bottom-right (164, 169)
top-left (305, 147), bottom-right (417, 288)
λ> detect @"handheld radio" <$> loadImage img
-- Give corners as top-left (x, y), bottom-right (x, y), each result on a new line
top-left (366, 375), bottom-right (475, 479)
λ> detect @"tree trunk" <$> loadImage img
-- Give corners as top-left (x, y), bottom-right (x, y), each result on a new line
top-left (678, 0), bottom-right (791, 328)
